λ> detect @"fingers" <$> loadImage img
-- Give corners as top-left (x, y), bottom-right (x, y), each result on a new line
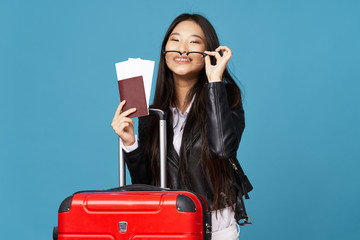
top-left (111, 117), bottom-right (135, 136)
top-left (114, 100), bottom-right (137, 117)
top-left (215, 45), bottom-right (232, 53)
top-left (111, 101), bottom-right (136, 145)
top-left (120, 107), bottom-right (137, 118)
top-left (205, 50), bottom-right (222, 60)
top-left (205, 46), bottom-right (232, 59)
top-left (114, 100), bottom-right (126, 119)
top-left (215, 46), bottom-right (233, 57)
top-left (115, 121), bottom-right (134, 133)
top-left (112, 111), bottom-right (135, 128)
top-left (113, 101), bottom-right (136, 120)
top-left (111, 102), bottom-right (136, 130)
top-left (112, 117), bottom-right (134, 128)
top-left (205, 54), bottom-right (211, 67)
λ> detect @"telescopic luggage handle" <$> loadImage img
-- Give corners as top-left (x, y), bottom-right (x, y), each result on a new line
top-left (119, 108), bottom-right (167, 188)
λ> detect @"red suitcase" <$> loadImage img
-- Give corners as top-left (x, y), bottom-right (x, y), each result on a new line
top-left (53, 109), bottom-right (212, 240)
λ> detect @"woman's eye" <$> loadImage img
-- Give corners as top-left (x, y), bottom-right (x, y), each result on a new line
top-left (190, 41), bottom-right (199, 44)
top-left (171, 38), bottom-right (179, 42)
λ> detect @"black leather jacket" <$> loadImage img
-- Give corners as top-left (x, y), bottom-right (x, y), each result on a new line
top-left (124, 82), bottom-right (248, 217)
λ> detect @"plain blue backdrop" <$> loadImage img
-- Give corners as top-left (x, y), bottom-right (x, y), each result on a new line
top-left (1, 0), bottom-right (359, 239)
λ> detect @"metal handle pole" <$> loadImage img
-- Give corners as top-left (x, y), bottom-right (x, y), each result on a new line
top-left (159, 120), bottom-right (167, 188)
top-left (118, 137), bottom-right (126, 187)
top-left (149, 108), bottom-right (167, 189)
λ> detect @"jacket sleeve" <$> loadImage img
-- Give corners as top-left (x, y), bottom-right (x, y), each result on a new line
top-left (206, 82), bottom-right (245, 160)
top-left (123, 117), bottom-right (152, 184)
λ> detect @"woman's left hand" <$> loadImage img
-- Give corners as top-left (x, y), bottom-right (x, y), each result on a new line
top-left (204, 46), bottom-right (233, 82)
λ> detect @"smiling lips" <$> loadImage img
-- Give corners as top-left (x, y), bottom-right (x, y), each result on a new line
top-left (174, 56), bottom-right (191, 64)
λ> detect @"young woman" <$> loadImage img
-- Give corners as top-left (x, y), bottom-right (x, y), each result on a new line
top-left (112, 13), bottom-right (247, 239)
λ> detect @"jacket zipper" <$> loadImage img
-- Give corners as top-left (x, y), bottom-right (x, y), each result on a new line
top-left (229, 158), bottom-right (238, 171)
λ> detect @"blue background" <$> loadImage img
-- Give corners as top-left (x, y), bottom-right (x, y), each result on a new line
top-left (1, 0), bottom-right (359, 239)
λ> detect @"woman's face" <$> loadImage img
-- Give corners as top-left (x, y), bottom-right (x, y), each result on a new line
top-left (165, 20), bottom-right (207, 77)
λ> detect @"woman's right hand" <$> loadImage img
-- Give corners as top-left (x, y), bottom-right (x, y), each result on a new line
top-left (111, 100), bottom-right (137, 146)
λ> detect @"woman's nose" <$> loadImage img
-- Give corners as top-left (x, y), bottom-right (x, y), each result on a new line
top-left (178, 42), bottom-right (188, 53)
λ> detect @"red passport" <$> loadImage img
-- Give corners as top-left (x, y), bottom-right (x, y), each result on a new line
top-left (117, 76), bottom-right (148, 118)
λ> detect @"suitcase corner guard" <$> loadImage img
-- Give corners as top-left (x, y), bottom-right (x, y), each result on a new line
top-left (58, 195), bottom-right (74, 213)
top-left (176, 194), bottom-right (196, 212)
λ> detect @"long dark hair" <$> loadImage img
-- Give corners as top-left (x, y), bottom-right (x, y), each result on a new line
top-left (143, 13), bottom-right (242, 210)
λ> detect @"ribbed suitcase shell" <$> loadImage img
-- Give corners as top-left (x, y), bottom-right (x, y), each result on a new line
top-left (56, 188), bottom-right (211, 240)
